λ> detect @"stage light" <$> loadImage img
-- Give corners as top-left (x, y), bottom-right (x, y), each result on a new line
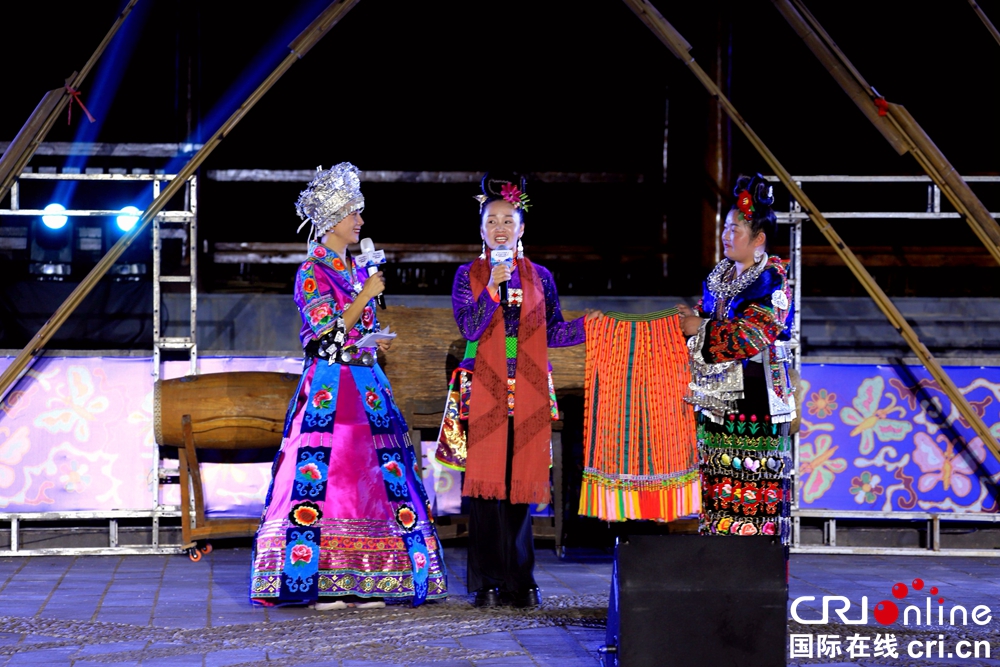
top-left (117, 206), bottom-right (141, 232)
top-left (41, 203), bottom-right (68, 230)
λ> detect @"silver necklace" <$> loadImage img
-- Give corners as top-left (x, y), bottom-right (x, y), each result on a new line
top-left (706, 254), bottom-right (768, 302)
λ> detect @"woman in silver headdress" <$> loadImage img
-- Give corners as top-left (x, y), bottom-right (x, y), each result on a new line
top-left (676, 173), bottom-right (796, 546)
top-left (250, 163), bottom-right (447, 609)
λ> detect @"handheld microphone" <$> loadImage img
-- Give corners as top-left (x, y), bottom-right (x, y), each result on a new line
top-left (490, 244), bottom-right (514, 306)
top-left (358, 237), bottom-right (386, 310)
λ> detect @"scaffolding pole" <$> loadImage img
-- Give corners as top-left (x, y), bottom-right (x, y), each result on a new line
top-left (771, 0), bottom-right (1000, 268)
top-left (620, 0), bottom-right (1000, 460)
top-left (0, 0), bottom-right (360, 403)
top-left (969, 0), bottom-right (1000, 49)
top-left (0, 0), bottom-right (140, 203)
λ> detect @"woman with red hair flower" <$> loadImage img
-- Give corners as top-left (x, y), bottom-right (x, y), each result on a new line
top-left (250, 163), bottom-right (447, 610)
top-left (437, 172), bottom-right (601, 608)
top-left (676, 173), bottom-right (796, 546)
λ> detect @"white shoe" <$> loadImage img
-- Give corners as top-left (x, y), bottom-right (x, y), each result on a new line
top-left (353, 600), bottom-right (386, 609)
top-left (311, 600), bottom-right (349, 611)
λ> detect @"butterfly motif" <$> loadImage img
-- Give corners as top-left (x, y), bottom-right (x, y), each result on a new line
top-left (798, 434), bottom-right (848, 504)
top-left (0, 426), bottom-right (31, 489)
top-left (840, 376), bottom-right (912, 455)
top-left (127, 390), bottom-right (156, 450)
top-left (912, 432), bottom-right (986, 498)
top-left (33, 366), bottom-right (110, 442)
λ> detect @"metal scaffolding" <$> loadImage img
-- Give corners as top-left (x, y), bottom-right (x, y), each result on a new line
top-left (779, 175), bottom-right (1000, 556)
top-left (0, 168), bottom-right (196, 556)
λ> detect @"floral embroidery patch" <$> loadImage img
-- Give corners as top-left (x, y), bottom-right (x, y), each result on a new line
top-left (364, 386), bottom-right (384, 412)
top-left (379, 450), bottom-right (409, 501)
top-left (312, 385), bottom-right (333, 410)
top-left (290, 542), bottom-right (313, 564)
top-left (310, 303), bottom-right (334, 327)
top-left (292, 448), bottom-right (330, 500)
top-left (361, 306), bottom-right (374, 330)
top-left (282, 528), bottom-right (320, 596)
top-left (395, 504), bottom-right (417, 531)
top-left (288, 500), bottom-right (323, 527)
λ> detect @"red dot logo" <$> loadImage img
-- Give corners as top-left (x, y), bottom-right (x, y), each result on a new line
top-left (913, 578), bottom-right (924, 590)
top-left (874, 600), bottom-right (899, 625)
top-left (929, 586), bottom-right (939, 595)
top-left (938, 597), bottom-right (944, 604)
top-left (891, 583), bottom-right (908, 599)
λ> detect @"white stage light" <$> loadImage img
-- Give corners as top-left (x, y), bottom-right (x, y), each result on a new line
top-left (117, 206), bottom-right (141, 232)
top-left (41, 203), bottom-right (68, 230)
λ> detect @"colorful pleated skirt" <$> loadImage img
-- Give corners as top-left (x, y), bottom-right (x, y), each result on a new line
top-left (250, 356), bottom-right (447, 605)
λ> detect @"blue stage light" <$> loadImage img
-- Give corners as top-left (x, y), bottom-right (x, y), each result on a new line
top-left (116, 206), bottom-right (141, 232)
top-left (41, 204), bottom-right (68, 230)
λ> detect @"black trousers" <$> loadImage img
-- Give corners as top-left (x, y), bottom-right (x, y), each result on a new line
top-left (466, 418), bottom-right (537, 594)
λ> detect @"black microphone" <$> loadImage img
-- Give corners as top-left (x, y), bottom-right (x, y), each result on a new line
top-left (491, 244), bottom-right (514, 306)
top-left (359, 237), bottom-right (386, 309)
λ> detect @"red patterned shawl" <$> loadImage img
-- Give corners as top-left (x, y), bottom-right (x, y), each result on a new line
top-left (463, 257), bottom-right (552, 504)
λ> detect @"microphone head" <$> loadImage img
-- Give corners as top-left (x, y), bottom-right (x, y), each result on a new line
top-left (490, 244), bottom-right (514, 267)
top-left (359, 237), bottom-right (375, 254)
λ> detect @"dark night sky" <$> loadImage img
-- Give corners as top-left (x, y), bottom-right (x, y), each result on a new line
top-left (2, 0), bottom-right (998, 293)
top-left (5, 1), bottom-right (993, 168)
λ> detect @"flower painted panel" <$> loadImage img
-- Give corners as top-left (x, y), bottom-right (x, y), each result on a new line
top-left (0, 356), bottom-right (155, 511)
top-left (797, 363), bottom-right (1000, 513)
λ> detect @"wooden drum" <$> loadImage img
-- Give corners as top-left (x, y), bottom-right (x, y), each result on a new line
top-left (154, 371), bottom-right (301, 448)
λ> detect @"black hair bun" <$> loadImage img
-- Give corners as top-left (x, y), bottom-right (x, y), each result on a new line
top-left (733, 172), bottom-right (774, 208)
top-left (481, 171), bottom-right (527, 199)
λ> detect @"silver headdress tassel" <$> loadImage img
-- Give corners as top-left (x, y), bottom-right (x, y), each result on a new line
top-left (295, 163), bottom-right (365, 240)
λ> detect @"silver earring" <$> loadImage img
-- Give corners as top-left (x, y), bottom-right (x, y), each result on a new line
top-left (480, 242), bottom-right (486, 260)
top-left (517, 239), bottom-right (524, 259)
top-left (754, 249), bottom-right (764, 262)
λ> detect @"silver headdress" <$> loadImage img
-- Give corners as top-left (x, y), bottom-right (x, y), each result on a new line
top-left (295, 163), bottom-right (365, 239)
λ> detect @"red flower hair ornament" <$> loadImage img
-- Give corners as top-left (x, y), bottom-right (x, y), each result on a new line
top-left (736, 190), bottom-right (755, 222)
top-left (500, 182), bottom-right (531, 212)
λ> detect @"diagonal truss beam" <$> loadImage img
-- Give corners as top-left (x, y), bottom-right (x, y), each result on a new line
top-left (969, 0), bottom-right (1000, 48)
top-left (772, 0), bottom-right (1000, 268)
top-left (0, 0), bottom-right (360, 403)
top-left (621, 0), bottom-right (1000, 459)
top-left (0, 0), bottom-right (141, 204)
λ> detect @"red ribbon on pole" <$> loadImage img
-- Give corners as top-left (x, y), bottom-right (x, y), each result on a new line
top-left (874, 96), bottom-right (889, 117)
top-left (65, 86), bottom-right (96, 125)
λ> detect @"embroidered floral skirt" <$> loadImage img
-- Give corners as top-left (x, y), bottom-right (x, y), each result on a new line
top-left (698, 364), bottom-right (792, 544)
top-left (250, 357), bottom-right (448, 605)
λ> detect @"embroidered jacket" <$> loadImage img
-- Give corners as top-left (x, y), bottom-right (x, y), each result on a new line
top-left (452, 260), bottom-right (585, 379)
top-left (450, 259), bottom-right (585, 418)
top-left (295, 242), bottom-right (379, 349)
top-left (696, 256), bottom-right (795, 419)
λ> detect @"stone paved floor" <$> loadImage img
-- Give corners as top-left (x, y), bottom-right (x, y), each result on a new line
top-left (1, 547), bottom-right (1000, 665)
top-left (0, 546), bottom-right (610, 666)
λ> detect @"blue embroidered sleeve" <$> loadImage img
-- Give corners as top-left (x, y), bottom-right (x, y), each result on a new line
top-left (702, 262), bottom-right (792, 363)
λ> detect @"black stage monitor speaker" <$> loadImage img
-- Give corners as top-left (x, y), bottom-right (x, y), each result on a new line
top-left (603, 534), bottom-right (786, 667)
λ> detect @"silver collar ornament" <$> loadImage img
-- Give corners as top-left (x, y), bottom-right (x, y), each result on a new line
top-left (705, 252), bottom-right (768, 302)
